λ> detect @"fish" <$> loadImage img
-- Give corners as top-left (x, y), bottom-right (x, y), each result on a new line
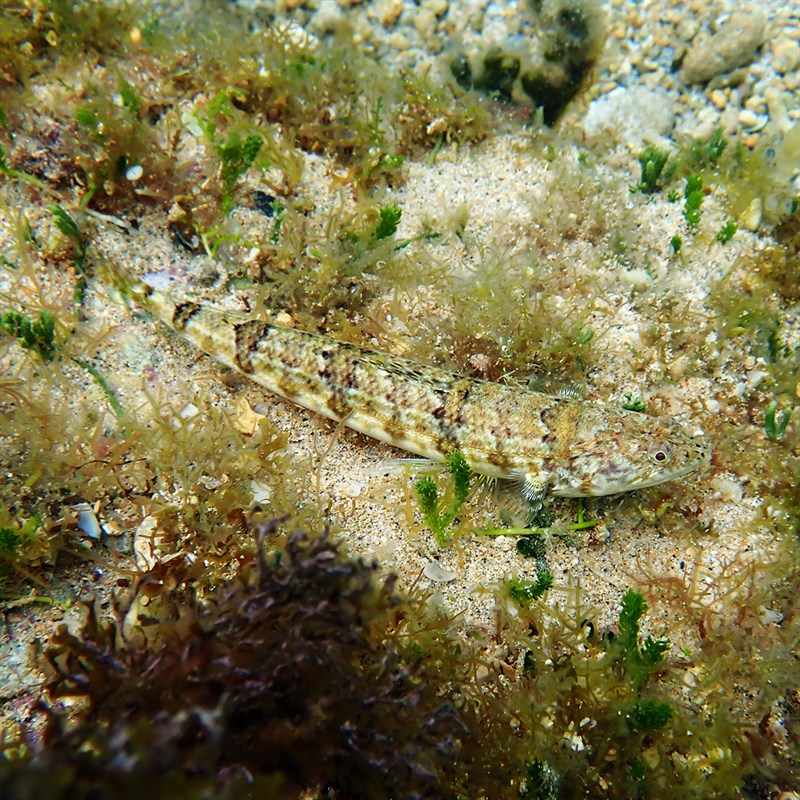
top-left (109, 267), bottom-right (711, 508)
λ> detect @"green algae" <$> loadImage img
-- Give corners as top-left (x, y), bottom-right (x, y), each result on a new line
top-left (683, 174), bottom-right (704, 229)
top-left (415, 451), bottom-right (473, 546)
top-left (0, 309), bottom-right (57, 361)
top-left (716, 219), bottom-right (738, 244)
top-left (633, 144), bottom-right (670, 194)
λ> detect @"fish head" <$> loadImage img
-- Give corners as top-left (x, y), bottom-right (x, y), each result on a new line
top-left (547, 402), bottom-right (711, 498)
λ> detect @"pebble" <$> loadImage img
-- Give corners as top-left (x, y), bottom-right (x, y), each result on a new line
top-left (309, 0), bottom-right (344, 35)
top-left (710, 475), bottom-right (743, 503)
top-left (765, 85), bottom-right (794, 133)
top-left (387, 30), bottom-right (411, 51)
top-left (744, 94), bottom-right (767, 113)
top-left (740, 197), bottom-right (763, 230)
top-left (581, 86), bottom-right (675, 149)
top-left (422, 0), bottom-right (448, 16)
top-left (772, 37), bottom-right (800, 74)
top-left (282, 20), bottom-right (319, 51)
top-left (709, 89), bottom-right (727, 110)
top-left (75, 502), bottom-right (102, 539)
top-left (250, 480), bottom-right (272, 504)
top-left (413, 7), bottom-right (438, 38)
top-left (759, 606), bottom-right (784, 626)
top-left (682, 11), bottom-right (767, 84)
top-left (423, 560), bottom-right (458, 583)
top-left (125, 164), bottom-right (143, 182)
top-left (133, 516), bottom-right (159, 571)
top-left (376, 0), bottom-right (403, 28)
top-left (738, 108), bottom-right (764, 129)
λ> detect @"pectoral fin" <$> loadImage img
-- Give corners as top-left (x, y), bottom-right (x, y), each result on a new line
top-left (493, 479), bottom-right (537, 528)
top-left (522, 472), bottom-right (551, 509)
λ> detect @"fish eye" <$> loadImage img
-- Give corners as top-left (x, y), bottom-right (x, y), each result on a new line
top-left (649, 444), bottom-right (672, 464)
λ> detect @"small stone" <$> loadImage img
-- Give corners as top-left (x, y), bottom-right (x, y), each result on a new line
top-left (134, 516), bottom-right (159, 571)
top-left (641, 746), bottom-right (660, 770)
top-left (748, 369), bottom-right (768, 390)
top-left (744, 94), bottom-right (767, 113)
top-left (274, 310), bottom-right (295, 327)
top-left (75, 502), bottom-right (101, 539)
top-left (309, 0), bottom-right (344, 35)
top-left (582, 86), bottom-right (675, 149)
top-left (250, 480), bottom-right (271, 504)
top-left (682, 12), bottom-right (767, 83)
top-left (167, 202), bottom-right (186, 223)
top-left (282, 21), bottom-right (319, 51)
top-left (621, 269), bottom-right (652, 291)
top-left (740, 197), bottom-right (762, 230)
top-left (738, 108), bottom-right (761, 128)
top-left (377, 0), bottom-right (403, 27)
top-left (711, 475), bottom-right (743, 503)
top-left (414, 7), bottom-right (438, 37)
top-left (387, 30), bottom-right (411, 50)
top-left (426, 116), bottom-right (447, 136)
top-left (765, 85), bottom-right (795, 133)
top-left (422, 0), bottom-right (448, 16)
top-left (691, 105), bottom-right (722, 141)
top-left (772, 37), bottom-right (800, 74)
top-left (759, 606), bottom-right (784, 626)
top-left (198, 475), bottom-right (222, 491)
top-left (423, 560), bottom-right (457, 583)
top-left (709, 88), bottom-right (727, 110)
top-left (233, 396), bottom-right (266, 436)
top-left (180, 402), bottom-right (199, 420)
top-left (125, 164), bottom-right (143, 182)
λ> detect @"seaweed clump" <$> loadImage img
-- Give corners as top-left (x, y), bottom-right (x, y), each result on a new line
top-left (521, 0), bottom-right (605, 124)
top-left (448, 0), bottom-right (604, 124)
top-left (0, 522), bottom-right (518, 799)
top-left (0, 0), bottom-right (134, 87)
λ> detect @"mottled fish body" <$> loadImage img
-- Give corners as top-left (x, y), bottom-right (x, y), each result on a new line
top-left (117, 272), bottom-right (710, 504)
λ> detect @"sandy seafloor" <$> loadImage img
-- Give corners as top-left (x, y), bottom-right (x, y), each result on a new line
top-left (1, 0), bottom-right (799, 756)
